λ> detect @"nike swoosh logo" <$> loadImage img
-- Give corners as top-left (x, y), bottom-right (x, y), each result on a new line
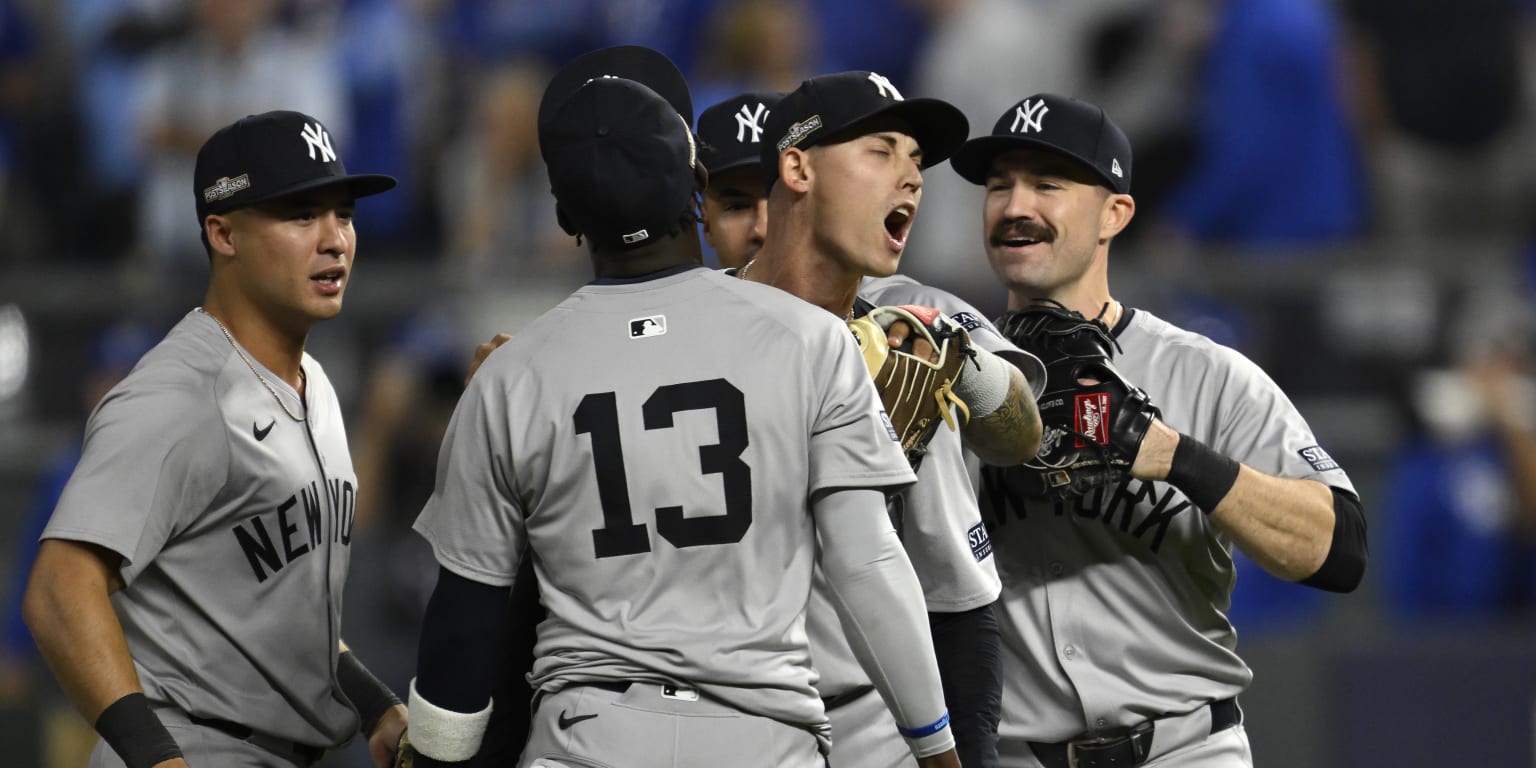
top-left (557, 710), bottom-right (598, 730)
top-left (254, 418), bottom-right (276, 441)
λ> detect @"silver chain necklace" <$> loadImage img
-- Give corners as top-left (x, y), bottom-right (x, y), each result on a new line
top-left (196, 308), bottom-right (306, 422)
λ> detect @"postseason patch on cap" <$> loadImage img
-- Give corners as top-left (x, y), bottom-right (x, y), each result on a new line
top-left (1298, 445), bottom-right (1339, 472)
top-left (776, 115), bottom-right (822, 153)
top-left (203, 174), bottom-right (250, 203)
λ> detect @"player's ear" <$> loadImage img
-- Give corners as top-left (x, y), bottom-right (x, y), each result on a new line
top-left (779, 148), bottom-right (811, 194)
top-left (1099, 192), bottom-right (1135, 240)
top-left (204, 213), bottom-right (238, 259)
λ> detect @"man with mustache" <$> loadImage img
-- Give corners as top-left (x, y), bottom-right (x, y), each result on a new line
top-left (955, 93), bottom-right (1368, 767)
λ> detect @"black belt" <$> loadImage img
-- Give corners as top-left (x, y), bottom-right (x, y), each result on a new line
top-left (1027, 698), bottom-right (1240, 768)
top-left (821, 685), bottom-right (876, 712)
top-left (187, 715), bottom-right (326, 766)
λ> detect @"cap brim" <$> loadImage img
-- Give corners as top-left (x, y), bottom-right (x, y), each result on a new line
top-left (700, 154), bottom-right (760, 176)
top-left (246, 173), bottom-right (398, 207)
top-left (849, 98), bottom-right (970, 168)
top-left (951, 135), bottom-right (1121, 191)
top-left (539, 46), bottom-right (692, 134)
top-left (207, 172), bottom-right (397, 216)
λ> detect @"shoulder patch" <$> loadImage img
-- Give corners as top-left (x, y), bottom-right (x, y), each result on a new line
top-left (949, 311), bottom-right (986, 333)
top-left (879, 409), bottom-right (900, 442)
top-left (1298, 445), bottom-right (1339, 472)
top-left (967, 521), bottom-right (992, 562)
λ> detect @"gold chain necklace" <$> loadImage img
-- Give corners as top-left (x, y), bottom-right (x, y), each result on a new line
top-left (196, 308), bottom-right (306, 422)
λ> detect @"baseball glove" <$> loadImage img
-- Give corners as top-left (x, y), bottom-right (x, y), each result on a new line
top-left (392, 730), bottom-right (417, 768)
top-left (848, 305), bottom-right (974, 467)
top-left (995, 299), bottom-right (1160, 499)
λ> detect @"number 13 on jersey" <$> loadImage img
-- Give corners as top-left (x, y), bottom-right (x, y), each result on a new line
top-left (573, 378), bottom-right (753, 558)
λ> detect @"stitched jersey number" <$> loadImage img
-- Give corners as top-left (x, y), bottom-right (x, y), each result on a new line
top-left (573, 379), bottom-right (752, 558)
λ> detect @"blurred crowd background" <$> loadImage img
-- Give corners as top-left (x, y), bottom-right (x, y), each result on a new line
top-left (2, 0), bottom-right (1536, 766)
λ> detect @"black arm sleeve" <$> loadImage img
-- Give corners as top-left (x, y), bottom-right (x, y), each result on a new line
top-left (466, 555), bottom-right (543, 767)
top-left (1299, 488), bottom-right (1368, 593)
top-left (415, 566), bottom-right (513, 712)
top-left (929, 601), bottom-right (1002, 768)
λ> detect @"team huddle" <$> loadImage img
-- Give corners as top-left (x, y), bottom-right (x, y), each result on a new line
top-left (22, 43), bottom-right (1366, 768)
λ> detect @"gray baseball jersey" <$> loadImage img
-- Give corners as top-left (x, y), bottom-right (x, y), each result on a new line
top-left (413, 267), bottom-right (916, 750)
top-left (43, 309), bottom-right (358, 747)
top-left (802, 276), bottom-right (1025, 707)
top-left (981, 308), bottom-right (1356, 747)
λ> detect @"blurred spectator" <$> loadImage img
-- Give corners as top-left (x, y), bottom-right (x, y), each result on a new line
top-left (134, 0), bottom-right (348, 268)
top-left (1, 319), bottom-right (157, 764)
top-left (690, 0), bottom-right (816, 118)
top-left (906, 0), bottom-right (1135, 295)
top-left (435, 59), bottom-right (584, 284)
top-left (59, 0), bottom-right (188, 262)
top-left (1160, 0), bottom-right (1368, 248)
top-left (1343, 0), bottom-right (1530, 239)
top-left (1381, 287), bottom-right (1536, 623)
top-left (816, 0), bottom-right (925, 85)
top-left (0, 0), bottom-right (40, 257)
top-left (327, 0), bottom-right (438, 247)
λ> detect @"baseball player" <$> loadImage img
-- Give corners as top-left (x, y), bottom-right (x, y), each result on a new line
top-left (22, 111), bottom-right (406, 768)
top-left (401, 47), bottom-right (961, 768)
top-left (949, 93), bottom-right (1369, 767)
top-left (696, 90), bottom-right (783, 269)
top-left (734, 73), bottom-right (1046, 768)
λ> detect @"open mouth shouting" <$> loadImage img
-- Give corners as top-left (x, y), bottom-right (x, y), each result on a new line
top-left (884, 202), bottom-right (916, 251)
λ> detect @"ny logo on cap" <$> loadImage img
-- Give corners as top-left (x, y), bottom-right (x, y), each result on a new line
top-left (735, 102), bottom-right (770, 143)
top-left (1011, 99), bottom-right (1049, 134)
top-left (868, 72), bottom-right (903, 101)
top-left (300, 122), bottom-right (336, 163)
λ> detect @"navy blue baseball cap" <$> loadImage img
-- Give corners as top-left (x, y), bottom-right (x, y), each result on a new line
top-left (194, 110), bottom-right (396, 223)
top-left (951, 94), bottom-right (1132, 194)
top-left (539, 46), bottom-right (700, 250)
top-left (760, 71), bottom-right (969, 188)
top-left (697, 91), bottom-right (784, 175)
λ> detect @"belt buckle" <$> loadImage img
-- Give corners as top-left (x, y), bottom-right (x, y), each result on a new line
top-left (1066, 734), bottom-right (1121, 768)
top-left (1065, 721), bottom-right (1153, 768)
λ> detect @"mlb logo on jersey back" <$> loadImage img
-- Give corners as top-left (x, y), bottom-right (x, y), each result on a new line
top-left (1073, 392), bottom-right (1110, 447)
top-left (629, 315), bottom-right (666, 338)
top-left (967, 521), bottom-right (992, 562)
top-left (1299, 445), bottom-right (1338, 471)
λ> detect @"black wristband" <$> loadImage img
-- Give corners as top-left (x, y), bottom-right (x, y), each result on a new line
top-left (1165, 434), bottom-right (1241, 513)
top-left (338, 650), bottom-right (402, 738)
top-left (95, 692), bottom-right (182, 768)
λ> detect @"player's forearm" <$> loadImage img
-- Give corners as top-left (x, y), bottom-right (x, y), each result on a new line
top-left (1207, 468), bottom-right (1336, 581)
top-left (814, 488), bottom-right (954, 758)
top-left (408, 567), bottom-right (509, 763)
top-left (1136, 425), bottom-right (1337, 581)
top-left (22, 539), bottom-right (143, 722)
top-left (961, 366), bottom-right (1041, 466)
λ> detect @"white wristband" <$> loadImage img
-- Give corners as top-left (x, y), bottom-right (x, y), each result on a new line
top-left (406, 677), bottom-right (493, 761)
top-left (952, 344), bottom-right (1012, 419)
